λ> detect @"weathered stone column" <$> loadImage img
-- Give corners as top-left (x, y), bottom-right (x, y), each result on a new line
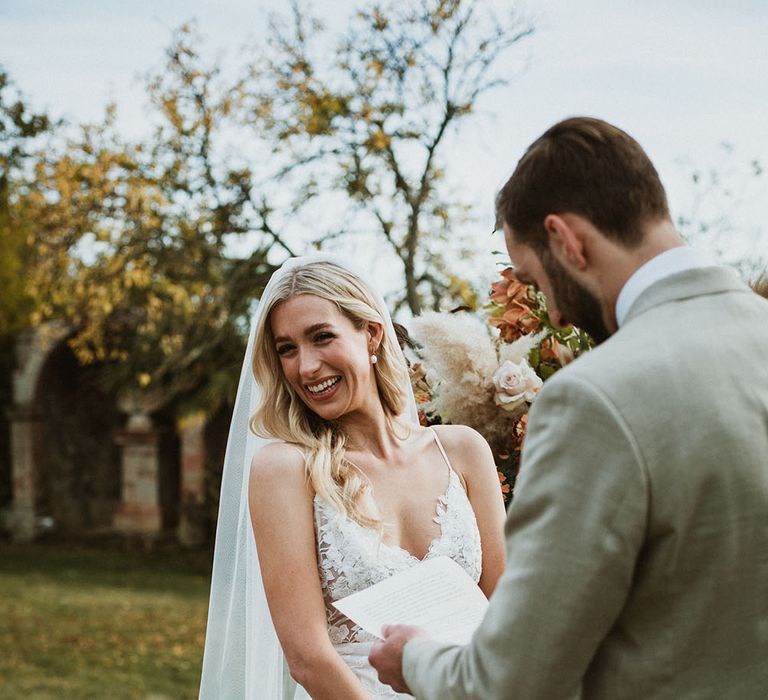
top-left (9, 322), bottom-right (68, 542)
top-left (9, 407), bottom-right (41, 542)
top-left (113, 394), bottom-right (164, 535)
top-left (177, 411), bottom-right (208, 546)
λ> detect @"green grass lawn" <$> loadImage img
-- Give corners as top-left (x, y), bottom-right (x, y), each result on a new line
top-left (0, 541), bottom-right (212, 699)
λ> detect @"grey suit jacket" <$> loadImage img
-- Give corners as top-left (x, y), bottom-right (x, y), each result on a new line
top-left (403, 266), bottom-right (768, 699)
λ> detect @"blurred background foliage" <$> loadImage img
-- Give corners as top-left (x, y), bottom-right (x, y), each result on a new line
top-left (0, 0), bottom-right (541, 417)
top-left (2, 0), bottom-right (764, 414)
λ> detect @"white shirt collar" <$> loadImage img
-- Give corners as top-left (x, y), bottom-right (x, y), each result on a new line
top-left (615, 246), bottom-right (715, 328)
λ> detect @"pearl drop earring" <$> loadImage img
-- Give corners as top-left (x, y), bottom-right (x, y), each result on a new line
top-left (370, 354), bottom-right (378, 365)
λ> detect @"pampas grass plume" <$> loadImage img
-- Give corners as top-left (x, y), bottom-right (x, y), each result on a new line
top-left (499, 331), bottom-right (545, 365)
top-left (410, 311), bottom-right (529, 453)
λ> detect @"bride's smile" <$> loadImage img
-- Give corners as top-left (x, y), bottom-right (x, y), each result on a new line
top-left (305, 375), bottom-right (342, 399)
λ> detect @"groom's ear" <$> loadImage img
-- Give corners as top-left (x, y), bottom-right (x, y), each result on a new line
top-left (544, 214), bottom-right (588, 270)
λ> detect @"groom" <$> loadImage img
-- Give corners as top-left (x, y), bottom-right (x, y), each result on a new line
top-left (369, 117), bottom-right (768, 698)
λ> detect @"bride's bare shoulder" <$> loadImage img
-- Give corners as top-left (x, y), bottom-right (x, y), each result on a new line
top-left (250, 442), bottom-right (308, 486)
top-left (248, 443), bottom-right (316, 563)
top-left (429, 424), bottom-right (491, 455)
top-left (428, 424), bottom-right (495, 481)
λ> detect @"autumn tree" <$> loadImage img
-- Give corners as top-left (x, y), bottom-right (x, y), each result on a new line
top-left (21, 28), bottom-right (284, 413)
top-left (0, 68), bottom-right (51, 337)
top-left (14, 0), bottom-right (537, 415)
top-left (250, 0), bottom-right (534, 313)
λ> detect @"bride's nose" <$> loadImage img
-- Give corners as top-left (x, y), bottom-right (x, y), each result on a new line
top-left (299, 347), bottom-right (323, 378)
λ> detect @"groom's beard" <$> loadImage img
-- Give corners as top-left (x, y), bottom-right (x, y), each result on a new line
top-left (541, 251), bottom-right (611, 345)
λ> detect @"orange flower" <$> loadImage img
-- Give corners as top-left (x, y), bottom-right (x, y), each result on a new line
top-left (506, 302), bottom-right (540, 330)
top-left (490, 301), bottom-right (541, 342)
top-left (490, 268), bottom-right (534, 305)
top-left (489, 279), bottom-right (509, 304)
top-left (489, 268), bottom-right (542, 343)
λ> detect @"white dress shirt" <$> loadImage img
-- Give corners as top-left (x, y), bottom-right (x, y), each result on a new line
top-left (615, 246), bottom-right (716, 328)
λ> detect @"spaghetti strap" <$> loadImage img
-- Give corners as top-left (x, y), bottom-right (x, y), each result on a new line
top-left (428, 427), bottom-right (454, 473)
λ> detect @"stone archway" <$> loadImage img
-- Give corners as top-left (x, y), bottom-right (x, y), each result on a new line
top-left (34, 338), bottom-right (123, 533)
top-left (9, 324), bottom-right (172, 541)
top-left (9, 322), bottom-right (217, 544)
top-left (10, 324), bottom-right (130, 540)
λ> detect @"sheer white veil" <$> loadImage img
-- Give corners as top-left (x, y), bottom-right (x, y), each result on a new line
top-left (198, 253), bottom-right (418, 699)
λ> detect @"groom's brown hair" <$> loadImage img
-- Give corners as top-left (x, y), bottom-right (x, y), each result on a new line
top-left (495, 117), bottom-right (671, 252)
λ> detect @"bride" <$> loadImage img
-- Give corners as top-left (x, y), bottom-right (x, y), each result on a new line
top-left (198, 255), bottom-right (506, 699)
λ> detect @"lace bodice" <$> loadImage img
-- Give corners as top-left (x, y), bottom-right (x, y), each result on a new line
top-left (313, 431), bottom-right (483, 645)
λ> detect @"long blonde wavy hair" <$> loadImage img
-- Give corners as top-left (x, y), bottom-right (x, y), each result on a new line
top-left (249, 260), bottom-right (412, 527)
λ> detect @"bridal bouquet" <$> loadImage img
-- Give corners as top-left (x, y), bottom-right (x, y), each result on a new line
top-left (409, 268), bottom-right (593, 502)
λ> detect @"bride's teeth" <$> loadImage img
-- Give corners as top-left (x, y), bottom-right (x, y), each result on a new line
top-left (308, 377), bottom-right (339, 394)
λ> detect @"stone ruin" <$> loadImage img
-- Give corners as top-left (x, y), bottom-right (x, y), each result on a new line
top-left (5, 323), bottom-right (225, 546)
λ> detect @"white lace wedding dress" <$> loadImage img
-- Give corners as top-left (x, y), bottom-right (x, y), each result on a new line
top-left (302, 428), bottom-right (483, 699)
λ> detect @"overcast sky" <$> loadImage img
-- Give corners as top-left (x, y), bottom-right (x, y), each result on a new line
top-left (1, 0), bottom-right (766, 283)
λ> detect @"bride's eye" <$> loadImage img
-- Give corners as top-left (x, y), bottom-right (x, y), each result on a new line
top-left (314, 332), bottom-right (335, 343)
top-left (276, 344), bottom-right (295, 356)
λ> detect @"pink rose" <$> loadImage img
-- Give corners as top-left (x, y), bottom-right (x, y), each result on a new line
top-left (492, 359), bottom-right (542, 412)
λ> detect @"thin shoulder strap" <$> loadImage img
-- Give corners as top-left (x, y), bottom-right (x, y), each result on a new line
top-left (428, 427), bottom-right (454, 473)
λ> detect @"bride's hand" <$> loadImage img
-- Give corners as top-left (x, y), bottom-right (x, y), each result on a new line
top-left (369, 624), bottom-right (428, 694)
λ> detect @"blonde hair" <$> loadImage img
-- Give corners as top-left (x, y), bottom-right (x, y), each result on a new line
top-left (249, 260), bottom-right (411, 526)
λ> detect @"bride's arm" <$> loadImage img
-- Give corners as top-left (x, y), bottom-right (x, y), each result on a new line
top-left (249, 443), bottom-right (370, 700)
top-left (432, 425), bottom-right (507, 597)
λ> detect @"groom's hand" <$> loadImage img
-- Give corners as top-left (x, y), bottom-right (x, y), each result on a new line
top-left (369, 624), bottom-right (428, 694)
